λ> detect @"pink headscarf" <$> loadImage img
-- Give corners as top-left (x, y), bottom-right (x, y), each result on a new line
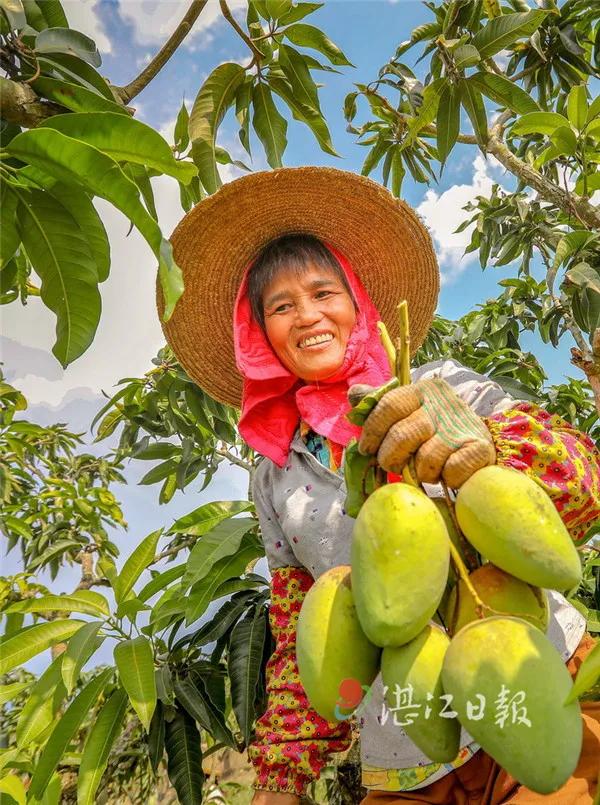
top-left (233, 243), bottom-right (393, 467)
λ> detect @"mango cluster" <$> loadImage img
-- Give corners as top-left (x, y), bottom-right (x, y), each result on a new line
top-left (296, 465), bottom-right (584, 795)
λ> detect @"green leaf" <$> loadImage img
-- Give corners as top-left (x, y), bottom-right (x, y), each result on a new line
top-left (0, 619), bottom-right (84, 674)
top-left (77, 688), bottom-right (128, 805)
top-left (185, 540), bottom-right (263, 625)
top-left (115, 528), bottom-right (162, 604)
top-left (41, 112), bottom-right (197, 184)
top-left (472, 10), bottom-right (547, 58)
top-left (467, 72), bottom-right (539, 114)
top-left (437, 83), bottom-right (460, 164)
top-left (0, 682), bottom-right (29, 705)
top-left (16, 654), bottom-right (66, 748)
top-left (35, 27), bottom-right (101, 66)
top-left (61, 621), bottom-right (104, 695)
top-left (15, 187), bottom-right (101, 367)
top-left (228, 608), bottom-right (267, 743)
top-left (266, 75), bottom-right (338, 156)
top-left (174, 99), bottom-right (190, 152)
top-left (566, 263), bottom-right (600, 295)
top-left (6, 128), bottom-right (184, 322)
top-left (46, 183), bottom-right (110, 281)
top-left (32, 76), bottom-right (125, 114)
top-left (36, 52), bottom-right (114, 99)
top-left (282, 22), bottom-right (354, 66)
top-left (170, 499), bottom-right (253, 536)
top-left (279, 2), bottom-right (323, 25)
top-left (0, 775), bottom-right (26, 805)
top-left (550, 125), bottom-right (577, 156)
top-left (175, 673), bottom-right (235, 748)
top-left (148, 700), bottom-right (165, 773)
top-left (114, 636), bottom-right (157, 730)
top-left (5, 591), bottom-right (109, 617)
top-left (184, 517), bottom-right (258, 590)
top-left (278, 43), bottom-right (320, 113)
top-left (453, 44), bottom-right (481, 69)
top-left (29, 0), bottom-right (67, 28)
top-left (460, 79), bottom-right (488, 146)
top-left (407, 77), bottom-right (446, 142)
top-left (511, 111), bottom-right (568, 136)
top-left (0, 0), bottom-right (26, 29)
top-left (564, 640), bottom-right (600, 703)
top-left (25, 538), bottom-right (82, 572)
top-left (251, 83), bottom-right (287, 168)
top-left (0, 185), bottom-right (19, 269)
top-left (29, 670), bottom-right (112, 799)
top-left (567, 83), bottom-right (588, 131)
top-left (164, 708), bottom-right (204, 805)
top-left (138, 563), bottom-right (186, 603)
top-left (189, 62), bottom-right (246, 194)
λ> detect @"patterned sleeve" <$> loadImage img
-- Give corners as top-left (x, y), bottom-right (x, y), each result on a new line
top-left (248, 566), bottom-right (353, 795)
top-left (483, 402), bottom-right (600, 541)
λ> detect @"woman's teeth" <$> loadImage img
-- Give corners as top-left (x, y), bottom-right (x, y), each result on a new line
top-left (300, 334), bottom-right (334, 349)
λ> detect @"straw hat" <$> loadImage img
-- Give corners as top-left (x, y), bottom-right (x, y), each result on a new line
top-left (156, 166), bottom-right (440, 409)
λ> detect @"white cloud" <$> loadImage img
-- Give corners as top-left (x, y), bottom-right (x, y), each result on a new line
top-left (63, 0), bottom-right (112, 54)
top-left (117, 0), bottom-right (247, 47)
top-left (417, 153), bottom-right (506, 285)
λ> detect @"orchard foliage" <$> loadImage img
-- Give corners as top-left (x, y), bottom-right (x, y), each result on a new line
top-left (1, 1), bottom-right (599, 803)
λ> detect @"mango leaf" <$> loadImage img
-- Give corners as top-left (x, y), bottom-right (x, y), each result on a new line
top-left (189, 62), bottom-right (246, 194)
top-left (32, 76), bottom-right (125, 114)
top-left (575, 173), bottom-right (600, 195)
top-left (173, 676), bottom-right (235, 748)
top-left (251, 83), bottom-right (287, 168)
top-left (566, 263), bottom-right (600, 295)
top-left (278, 43), bottom-right (321, 113)
top-left (472, 10), bottom-right (547, 58)
top-left (550, 125), bottom-right (577, 155)
top-left (407, 77), bottom-right (446, 142)
top-left (35, 27), bottom-right (101, 66)
top-left (185, 539), bottom-right (263, 625)
top-left (511, 111), bottom-right (568, 136)
top-left (228, 607), bottom-right (267, 744)
top-left (0, 775), bottom-right (26, 805)
top-left (25, 0), bottom-right (67, 28)
top-left (164, 708), bottom-right (204, 805)
top-left (467, 72), bottom-right (539, 114)
top-left (266, 76), bottom-right (338, 156)
top-left (183, 517), bottom-right (258, 590)
top-left (0, 682), bottom-right (29, 705)
top-left (0, 184), bottom-right (19, 268)
top-left (114, 636), bottom-right (156, 730)
top-left (16, 655), bottom-right (66, 748)
top-left (7, 128), bottom-right (184, 321)
top-left (549, 231), bottom-right (597, 293)
top-left (5, 590), bottom-right (109, 617)
top-left (279, 2), bottom-right (322, 25)
top-left (346, 377), bottom-right (399, 426)
top-left (461, 79), bottom-right (488, 147)
top-left (138, 563), bottom-right (186, 603)
top-left (61, 621), bottom-right (104, 695)
top-left (453, 44), bottom-right (481, 69)
top-left (15, 187), bottom-right (101, 367)
top-left (77, 687), bottom-right (128, 805)
top-left (36, 52), bottom-right (114, 99)
top-left (46, 183), bottom-right (110, 281)
top-left (0, 619), bottom-right (84, 674)
top-left (0, 0), bottom-right (26, 29)
top-left (282, 22), bottom-right (354, 66)
top-left (567, 83), bottom-right (588, 131)
top-left (343, 440), bottom-right (384, 518)
top-left (114, 528), bottom-right (162, 604)
top-left (437, 83), bottom-right (460, 164)
top-left (28, 669), bottom-right (112, 799)
top-left (41, 112), bottom-right (196, 184)
top-left (564, 640), bottom-right (600, 703)
top-left (170, 499), bottom-right (253, 536)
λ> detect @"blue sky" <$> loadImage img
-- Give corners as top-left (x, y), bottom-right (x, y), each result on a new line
top-left (2, 1), bottom-right (589, 666)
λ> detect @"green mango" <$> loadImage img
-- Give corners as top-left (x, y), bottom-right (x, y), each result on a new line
top-left (351, 483), bottom-right (450, 647)
top-left (381, 624), bottom-right (460, 762)
top-left (445, 564), bottom-right (548, 636)
top-left (455, 466), bottom-right (581, 591)
top-left (442, 616), bottom-right (582, 794)
top-left (296, 565), bottom-right (380, 722)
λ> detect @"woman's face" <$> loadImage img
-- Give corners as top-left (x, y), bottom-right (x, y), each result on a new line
top-left (262, 262), bottom-right (357, 381)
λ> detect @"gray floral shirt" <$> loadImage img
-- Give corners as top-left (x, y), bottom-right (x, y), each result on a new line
top-left (251, 359), bottom-right (586, 791)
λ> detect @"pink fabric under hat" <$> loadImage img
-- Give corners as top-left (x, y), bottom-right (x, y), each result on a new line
top-left (233, 243), bottom-right (393, 467)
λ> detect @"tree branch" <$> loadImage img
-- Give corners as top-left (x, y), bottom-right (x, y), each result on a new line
top-left (215, 447), bottom-right (252, 472)
top-left (115, 0), bottom-right (209, 104)
top-left (219, 0), bottom-right (264, 60)
top-left (0, 76), bottom-right (62, 126)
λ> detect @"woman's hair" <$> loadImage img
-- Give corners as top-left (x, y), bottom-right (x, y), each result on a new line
top-left (247, 233), bottom-right (356, 331)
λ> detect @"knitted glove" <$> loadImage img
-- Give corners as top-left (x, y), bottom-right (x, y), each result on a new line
top-left (353, 377), bottom-right (496, 488)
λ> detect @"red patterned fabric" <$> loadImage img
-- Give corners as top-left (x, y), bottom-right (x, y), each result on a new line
top-left (484, 403), bottom-right (600, 541)
top-left (248, 566), bottom-right (352, 795)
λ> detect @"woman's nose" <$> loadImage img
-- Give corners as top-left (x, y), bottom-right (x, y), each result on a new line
top-left (295, 298), bottom-right (322, 325)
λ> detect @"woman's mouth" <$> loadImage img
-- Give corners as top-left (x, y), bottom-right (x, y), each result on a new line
top-left (298, 333), bottom-right (335, 350)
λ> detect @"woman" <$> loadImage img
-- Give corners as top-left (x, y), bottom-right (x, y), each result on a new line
top-left (158, 167), bottom-right (600, 804)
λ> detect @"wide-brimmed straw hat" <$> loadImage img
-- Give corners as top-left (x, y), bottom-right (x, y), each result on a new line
top-left (156, 166), bottom-right (440, 409)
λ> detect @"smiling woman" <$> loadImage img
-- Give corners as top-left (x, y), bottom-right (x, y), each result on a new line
top-left (248, 234), bottom-right (358, 382)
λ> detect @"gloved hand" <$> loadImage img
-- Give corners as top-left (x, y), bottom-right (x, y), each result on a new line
top-left (351, 377), bottom-right (496, 488)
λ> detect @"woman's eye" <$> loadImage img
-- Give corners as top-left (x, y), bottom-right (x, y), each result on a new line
top-left (316, 291), bottom-right (332, 299)
top-left (274, 304), bottom-right (290, 313)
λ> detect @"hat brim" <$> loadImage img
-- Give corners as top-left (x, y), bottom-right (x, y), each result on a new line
top-left (156, 166), bottom-right (440, 409)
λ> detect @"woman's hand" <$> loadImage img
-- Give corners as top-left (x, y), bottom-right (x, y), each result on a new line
top-left (251, 790), bottom-right (301, 805)
top-left (351, 377), bottom-right (496, 488)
